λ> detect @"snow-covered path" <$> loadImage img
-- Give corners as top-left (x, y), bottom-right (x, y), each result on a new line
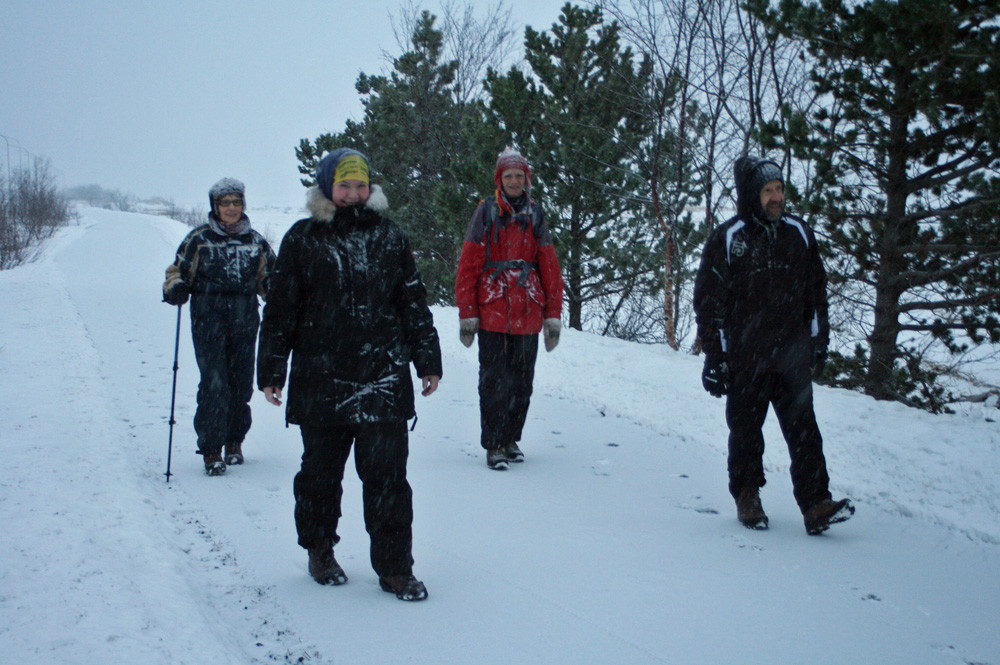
top-left (1, 208), bottom-right (998, 665)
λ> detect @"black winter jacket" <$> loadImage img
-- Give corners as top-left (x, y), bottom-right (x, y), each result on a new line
top-left (257, 187), bottom-right (442, 426)
top-left (165, 215), bottom-right (274, 297)
top-left (163, 215), bottom-right (275, 325)
top-left (693, 164), bottom-right (828, 368)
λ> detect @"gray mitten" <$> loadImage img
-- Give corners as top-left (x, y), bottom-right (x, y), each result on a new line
top-left (543, 318), bottom-right (561, 352)
top-left (459, 318), bottom-right (479, 348)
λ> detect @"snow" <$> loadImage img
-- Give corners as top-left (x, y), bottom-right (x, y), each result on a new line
top-left (1, 206), bottom-right (998, 665)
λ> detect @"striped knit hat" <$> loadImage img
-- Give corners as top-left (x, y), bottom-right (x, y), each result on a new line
top-left (494, 146), bottom-right (532, 191)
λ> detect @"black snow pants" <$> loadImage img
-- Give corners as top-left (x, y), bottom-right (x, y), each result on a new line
top-left (478, 329), bottom-right (539, 451)
top-left (725, 343), bottom-right (832, 512)
top-left (295, 421), bottom-right (414, 578)
top-left (190, 294), bottom-right (259, 456)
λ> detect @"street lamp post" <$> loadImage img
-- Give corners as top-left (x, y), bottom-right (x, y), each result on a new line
top-left (0, 134), bottom-right (11, 184)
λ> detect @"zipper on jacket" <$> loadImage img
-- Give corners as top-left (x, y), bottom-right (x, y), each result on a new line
top-left (765, 222), bottom-right (776, 270)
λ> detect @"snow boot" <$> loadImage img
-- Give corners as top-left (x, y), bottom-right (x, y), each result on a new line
top-left (504, 442), bottom-right (525, 463)
top-left (803, 498), bottom-right (855, 535)
top-left (487, 449), bottom-right (509, 470)
top-left (379, 574), bottom-right (428, 601)
top-left (308, 543), bottom-right (347, 586)
top-left (736, 487), bottom-right (768, 530)
top-left (225, 441), bottom-right (244, 466)
top-left (204, 452), bottom-right (226, 476)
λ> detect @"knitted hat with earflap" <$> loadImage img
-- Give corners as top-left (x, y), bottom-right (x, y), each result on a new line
top-left (494, 146), bottom-right (532, 191)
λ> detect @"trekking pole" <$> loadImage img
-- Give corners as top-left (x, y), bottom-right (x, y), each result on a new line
top-left (165, 304), bottom-right (182, 483)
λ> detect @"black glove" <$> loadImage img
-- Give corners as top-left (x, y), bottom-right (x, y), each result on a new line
top-left (811, 345), bottom-right (828, 379)
top-left (702, 353), bottom-right (729, 398)
top-left (163, 283), bottom-right (189, 306)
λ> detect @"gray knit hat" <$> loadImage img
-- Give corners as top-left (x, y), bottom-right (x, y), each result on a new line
top-left (208, 177), bottom-right (245, 205)
top-left (748, 161), bottom-right (782, 198)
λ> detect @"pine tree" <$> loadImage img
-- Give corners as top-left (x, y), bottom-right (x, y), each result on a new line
top-left (485, 4), bottom-right (660, 332)
top-left (295, 11), bottom-right (496, 302)
top-left (755, 0), bottom-right (1000, 408)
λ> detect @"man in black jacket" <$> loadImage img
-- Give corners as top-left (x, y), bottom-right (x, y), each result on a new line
top-left (693, 155), bottom-right (854, 535)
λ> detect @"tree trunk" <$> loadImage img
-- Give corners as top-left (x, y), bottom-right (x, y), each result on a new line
top-left (664, 230), bottom-right (678, 349)
top-left (649, 157), bottom-right (679, 350)
top-left (864, 89), bottom-right (909, 399)
top-left (866, 273), bottom-right (902, 399)
top-left (568, 214), bottom-right (583, 330)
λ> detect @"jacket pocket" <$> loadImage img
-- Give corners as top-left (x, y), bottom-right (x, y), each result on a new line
top-left (386, 344), bottom-right (411, 368)
top-left (478, 275), bottom-right (505, 305)
top-left (526, 271), bottom-right (545, 306)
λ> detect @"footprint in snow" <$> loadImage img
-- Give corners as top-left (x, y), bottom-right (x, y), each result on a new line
top-left (592, 459), bottom-right (611, 476)
top-left (245, 506), bottom-right (278, 533)
top-left (676, 500), bottom-right (720, 515)
top-left (842, 583), bottom-right (885, 604)
top-left (724, 533), bottom-right (765, 552)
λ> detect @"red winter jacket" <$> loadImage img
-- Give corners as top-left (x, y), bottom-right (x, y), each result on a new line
top-left (455, 194), bottom-right (563, 335)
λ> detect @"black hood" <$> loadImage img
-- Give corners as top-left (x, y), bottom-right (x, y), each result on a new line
top-left (734, 156), bottom-right (783, 223)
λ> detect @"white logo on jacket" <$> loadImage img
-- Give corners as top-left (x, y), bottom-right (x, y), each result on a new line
top-left (730, 237), bottom-right (748, 258)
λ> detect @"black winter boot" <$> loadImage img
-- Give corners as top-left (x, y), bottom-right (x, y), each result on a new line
top-left (224, 441), bottom-right (244, 466)
top-left (204, 452), bottom-right (226, 476)
top-left (308, 543), bottom-right (347, 585)
top-left (379, 574), bottom-right (428, 601)
top-left (504, 442), bottom-right (525, 463)
top-left (487, 449), bottom-right (509, 470)
top-left (736, 487), bottom-right (768, 530)
top-left (803, 498), bottom-right (855, 535)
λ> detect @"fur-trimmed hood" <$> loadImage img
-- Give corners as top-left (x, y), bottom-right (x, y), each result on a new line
top-left (305, 185), bottom-right (389, 222)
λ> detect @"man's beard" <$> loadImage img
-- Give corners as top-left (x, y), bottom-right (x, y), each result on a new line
top-left (763, 201), bottom-right (784, 222)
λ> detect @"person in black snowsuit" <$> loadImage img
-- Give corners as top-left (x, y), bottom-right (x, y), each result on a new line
top-left (163, 178), bottom-right (275, 476)
top-left (257, 148), bottom-right (442, 601)
top-left (693, 155), bottom-right (854, 535)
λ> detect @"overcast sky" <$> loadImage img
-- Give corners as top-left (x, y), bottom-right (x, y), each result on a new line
top-left (2, 1), bottom-right (575, 208)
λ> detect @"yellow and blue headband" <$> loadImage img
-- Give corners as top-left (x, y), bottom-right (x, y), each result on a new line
top-left (333, 154), bottom-right (370, 185)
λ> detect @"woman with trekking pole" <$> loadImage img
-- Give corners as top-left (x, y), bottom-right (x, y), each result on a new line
top-left (162, 178), bottom-right (275, 476)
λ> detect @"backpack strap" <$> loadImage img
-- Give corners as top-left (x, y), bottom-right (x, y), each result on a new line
top-left (482, 199), bottom-right (540, 286)
top-left (485, 259), bottom-right (539, 286)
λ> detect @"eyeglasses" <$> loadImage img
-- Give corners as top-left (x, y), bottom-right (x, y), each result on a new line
top-left (217, 197), bottom-right (243, 207)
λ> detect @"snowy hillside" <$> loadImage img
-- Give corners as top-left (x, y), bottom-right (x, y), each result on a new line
top-left (1, 206), bottom-right (998, 665)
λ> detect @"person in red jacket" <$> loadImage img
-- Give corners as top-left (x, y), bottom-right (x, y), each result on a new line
top-left (455, 147), bottom-right (564, 470)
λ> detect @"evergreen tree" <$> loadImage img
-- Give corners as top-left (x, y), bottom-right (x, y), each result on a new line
top-left (755, 0), bottom-right (1000, 408)
top-left (634, 70), bottom-right (708, 347)
top-left (295, 11), bottom-right (497, 302)
top-left (485, 4), bottom-right (659, 332)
